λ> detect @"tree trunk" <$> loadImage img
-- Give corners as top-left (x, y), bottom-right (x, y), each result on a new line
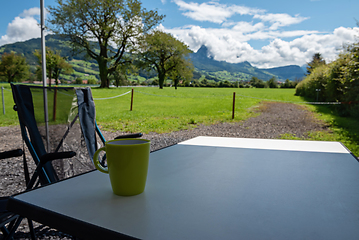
top-left (158, 72), bottom-right (165, 89)
top-left (98, 57), bottom-right (109, 88)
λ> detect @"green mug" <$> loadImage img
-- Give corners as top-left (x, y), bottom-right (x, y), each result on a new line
top-left (93, 139), bottom-right (150, 196)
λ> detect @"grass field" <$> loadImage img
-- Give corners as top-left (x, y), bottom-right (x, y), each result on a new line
top-left (1, 83), bottom-right (359, 156)
top-left (92, 87), bottom-right (304, 133)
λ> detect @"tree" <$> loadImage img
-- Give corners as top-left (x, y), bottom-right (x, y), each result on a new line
top-left (0, 52), bottom-right (30, 83)
top-left (137, 30), bottom-right (193, 89)
top-left (169, 58), bottom-right (194, 89)
top-left (307, 53), bottom-right (326, 75)
top-left (34, 48), bottom-right (73, 86)
top-left (267, 77), bottom-right (278, 88)
top-left (249, 76), bottom-right (266, 88)
top-left (48, 0), bottom-right (164, 88)
top-left (281, 79), bottom-right (294, 88)
top-left (74, 77), bottom-right (83, 84)
top-left (111, 70), bottom-right (129, 87)
top-left (52, 54), bottom-right (73, 85)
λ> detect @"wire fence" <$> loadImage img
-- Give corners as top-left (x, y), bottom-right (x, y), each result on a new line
top-left (134, 89), bottom-right (342, 105)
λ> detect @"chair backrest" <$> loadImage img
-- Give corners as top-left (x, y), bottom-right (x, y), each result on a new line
top-left (11, 84), bottom-right (101, 184)
top-left (11, 84), bottom-right (57, 183)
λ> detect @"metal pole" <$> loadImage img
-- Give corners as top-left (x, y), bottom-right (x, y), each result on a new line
top-left (41, 0), bottom-right (50, 151)
top-left (1, 87), bottom-right (5, 115)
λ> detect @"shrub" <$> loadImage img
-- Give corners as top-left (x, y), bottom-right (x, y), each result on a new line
top-left (295, 42), bottom-right (359, 117)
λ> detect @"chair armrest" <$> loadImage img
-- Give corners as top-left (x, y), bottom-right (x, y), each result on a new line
top-left (39, 151), bottom-right (76, 165)
top-left (0, 149), bottom-right (23, 160)
top-left (115, 133), bottom-right (143, 139)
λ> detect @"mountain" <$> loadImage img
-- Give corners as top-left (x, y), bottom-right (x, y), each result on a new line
top-left (0, 36), bottom-right (305, 82)
top-left (260, 65), bottom-right (305, 81)
top-left (0, 35), bottom-right (99, 82)
top-left (190, 45), bottom-right (305, 81)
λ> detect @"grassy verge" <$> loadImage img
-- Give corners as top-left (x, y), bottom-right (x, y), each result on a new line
top-left (280, 104), bottom-right (359, 157)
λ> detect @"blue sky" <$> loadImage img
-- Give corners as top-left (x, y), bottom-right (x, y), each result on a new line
top-left (1, 0), bottom-right (358, 68)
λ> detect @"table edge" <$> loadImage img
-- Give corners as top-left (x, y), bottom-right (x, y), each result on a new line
top-left (7, 196), bottom-right (138, 240)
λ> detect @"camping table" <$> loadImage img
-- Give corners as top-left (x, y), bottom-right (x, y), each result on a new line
top-left (7, 136), bottom-right (359, 239)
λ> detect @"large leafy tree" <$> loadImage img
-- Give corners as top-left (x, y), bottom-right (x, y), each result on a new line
top-left (0, 52), bottom-right (30, 83)
top-left (34, 47), bottom-right (73, 86)
top-left (48, 0), bottom-right (164, 88)
top-left (138, 30), bottom-right (193, 89)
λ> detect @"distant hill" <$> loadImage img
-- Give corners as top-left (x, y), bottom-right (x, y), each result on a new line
top-left (190, 45), bottom-right (305, 81)
top-left (0, 35), bottom-right (99, 82)
top-left (259, 65), bottom-right (305, 81)
top-left (0, 36), bottom-right (305, 82)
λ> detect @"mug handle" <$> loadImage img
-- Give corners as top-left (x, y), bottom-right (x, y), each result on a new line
top-left (93, 147), bottom-right (109, 174)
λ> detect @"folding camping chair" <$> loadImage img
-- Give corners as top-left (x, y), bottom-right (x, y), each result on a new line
top-left (11, 83), bottom-right (142, 185)
top-left (10, 83), bottom-right (141, 238)
top-left (0, 149), bottom-right (36, 240)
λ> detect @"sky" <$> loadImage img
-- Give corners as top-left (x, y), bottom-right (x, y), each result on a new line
top-left (0, 0), bottom-right (358, 68)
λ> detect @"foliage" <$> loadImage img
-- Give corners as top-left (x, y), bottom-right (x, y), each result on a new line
top-left (280, 79), bottom-right (299, 88)
top-left (87, 77), bottom-right (98, 85)
top-left (249, 77), bottom-right (266, 88)
top-left (48, 0), bottom-right (164, 88)
top-left (267, 77), bottom-right (278, 88)
top-left (137, 30), bottom-right (193, 89)
top-left (110, 70), bottom-right (130, 87)
top-left (296, 42), bottom-right (359, 117)
top-left (306, 52), bottom-right (326, 75)
top-left (74, 77), bottom-right (83, 84)
top-left (0, 52), bottom-right (30, 83)
top-left (34, 47), bottom-right (73, 85)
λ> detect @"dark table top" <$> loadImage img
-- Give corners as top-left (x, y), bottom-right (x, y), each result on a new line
top-left (8, 137), bottom-right (359, 240)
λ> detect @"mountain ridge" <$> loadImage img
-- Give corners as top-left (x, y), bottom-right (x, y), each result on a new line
top-left (0, 35), bottom-right (305, 82)
top-left (190, 45), bottom-right (305, 81)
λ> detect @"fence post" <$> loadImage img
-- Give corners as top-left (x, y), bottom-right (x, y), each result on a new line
top-left (1, 86), bottom-right (5, 115)
top-left (232, 92), bottom-right (236, 119)
top-left (130, 88), bottom-right (134, 111)
top-left (53, 87), bottom-right (57, 121)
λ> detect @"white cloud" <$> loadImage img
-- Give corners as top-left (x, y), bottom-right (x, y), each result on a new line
top-left (173, 0), bottom-right (264, 24)
top-left (253, 13), bottom-right (309, 30)
top-left (20, 7), bottom-right (41, 18)
top-left (0, 8), bottom-right (43, 46)
top-left (164, 0), bottom-right (359, 68)
top-left (164, 24), bottom-right (359, 68)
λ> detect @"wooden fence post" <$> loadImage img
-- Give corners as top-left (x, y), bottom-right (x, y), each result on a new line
top-left (53, 87), bottom-right (58, 121)
top-left (1, 87), bottom-right (5, 115)
top-left (232, 92), bottom-right (236, 119)
top-left (130, 88), bottom-right (134, 111)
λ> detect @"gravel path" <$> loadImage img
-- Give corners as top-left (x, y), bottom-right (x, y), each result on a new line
top-left (0, 102), bottom-right (327, 239)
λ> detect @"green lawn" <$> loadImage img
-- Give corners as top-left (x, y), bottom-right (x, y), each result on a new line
top-left (92, 87), bottom-right (303, 133)
top-left (2, 83), bottom-right (359, 156)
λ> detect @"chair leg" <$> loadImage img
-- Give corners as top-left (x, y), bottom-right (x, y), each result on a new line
top-left (28, 219), bottom-right (36, 240)
top-left (4, 216), bottom-right (23, 240)
top-left (1, 225), bottom-right (10, 238)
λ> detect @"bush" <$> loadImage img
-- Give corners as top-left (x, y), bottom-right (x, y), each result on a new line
top-left (74, 77), bottom-right (83, 84)
top-left (295, 43), bottom-right (359, 117)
